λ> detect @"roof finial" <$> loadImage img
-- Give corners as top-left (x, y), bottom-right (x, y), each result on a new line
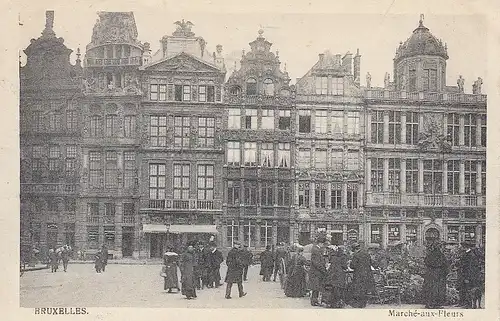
top-left (76, 48), bottom-right (81, 60)
top-left (284, 62), bottom-right (287, 72)
top-left (258, 29), bottom-right (264, 38)
top-left (419, 14), bottom-right (424, 26)
top-left (234, 61), bottom-right (237, 72)
top-left (42, 10), bottom-right (56, 38)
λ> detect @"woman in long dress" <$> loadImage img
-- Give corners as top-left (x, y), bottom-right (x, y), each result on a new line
top-left (284, 245), bottom-right (307, 298)
top-left (423, 241), bottom-right (448, 308)
top-left (162, 251), bottom-right (180, 293)
top-left (326, 247), bottom-right (348, 308)
top-left (180, 245), bottom-right (197, 299)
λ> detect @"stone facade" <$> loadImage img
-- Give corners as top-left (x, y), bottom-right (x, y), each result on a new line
top-left (20, 12), bottom-right (486, 259)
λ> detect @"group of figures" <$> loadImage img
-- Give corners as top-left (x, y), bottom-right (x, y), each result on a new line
top-left (280, 234), bottom-right (484, 309)
top-left (94, 244), bottom-right (109, 273)
top-left (160, 240), bottom-right (253, 300)
top-left (47, 245), bottom-right (72, 273)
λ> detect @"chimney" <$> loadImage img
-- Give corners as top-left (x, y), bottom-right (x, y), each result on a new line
top-left (42, 10), bottom-right (56, 38)
top-left (142, 42), bottom-right (151, 66)
top-left (213, 44), bottom-right (225, 70)
top-left (354, 49), bottom-right (361, 86)
top-left (318, 53), bottom-right (325, 66)
top-left (335, 54), bottom-right (342, 66)
top-left (342, 52), bottom-right (353, 74)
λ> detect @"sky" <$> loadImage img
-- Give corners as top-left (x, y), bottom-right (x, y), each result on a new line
top-left (18, 7), bottom-right (488, 93)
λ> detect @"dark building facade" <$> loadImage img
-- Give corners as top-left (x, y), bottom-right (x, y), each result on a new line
top-left (20, 11), bottom-right (83, 259)
top-left (19, 12), bottom-right (486, 259)
top-left (222, 30), bottom-right (295, 249)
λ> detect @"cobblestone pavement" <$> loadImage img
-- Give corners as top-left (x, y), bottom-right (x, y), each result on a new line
top-left (20, 263), bottom-right (480, 309)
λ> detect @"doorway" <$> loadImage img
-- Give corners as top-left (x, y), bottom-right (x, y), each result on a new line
top-left (122, 227), bottom-right (134, 257)
top-left (330, 232), bottom-right (343, 246)
top-left (149, 234), bottom-right (164, 258)
top-left (425, 227), bottom-right (440, 244)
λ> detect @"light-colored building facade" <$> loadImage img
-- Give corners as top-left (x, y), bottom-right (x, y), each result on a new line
top-left (363, 17), bottom-right (486, 248)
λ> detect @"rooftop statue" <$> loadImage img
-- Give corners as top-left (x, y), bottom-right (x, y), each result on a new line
top-left (173, 19), bottom-right (195, 37)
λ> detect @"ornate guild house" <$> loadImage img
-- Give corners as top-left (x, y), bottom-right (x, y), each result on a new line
top-left (19, 12), bottom-right (486, 259)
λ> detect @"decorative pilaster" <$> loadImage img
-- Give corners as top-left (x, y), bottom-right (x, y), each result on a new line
top-left (400, 159), bottom-right (407, 193)
top-left (383, 158), bottom-right (389, 192)
top-left (383, 111), bottom-right (389, 144)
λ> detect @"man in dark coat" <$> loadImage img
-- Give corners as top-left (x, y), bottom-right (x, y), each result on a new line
top-left (241, 245), bottom-right (253, 281)
top-left (180, 245), bottom-right (197, 299)
top-left (49, 249), bottom-right (59, 273)
top-left (225, 241), bottom-right (247, 299)
top-left (201, 244), bottom-right (211, 288)
top-left (101, 244), bottom-right (108, 272)
top-left (458, 241), bottom-right (483, 308)
top-left (207, 241), bottom-right (224, 288)
top-left (273, 242), bottom-right (287, 282)
top-left (259, 246), bottom-right (274, 282)
top-left (423, 241), bottom-right (448, 309)
top-left (349, 242), bottom-right (375, 308)
top-left (309, 235), bottom-right (327, 306)
top-left (193, 242), bottom-right (203, 290)
top-left (61, 245), bottom-right (70, 272)
top-left (326, 246), bottom-right (348, 308)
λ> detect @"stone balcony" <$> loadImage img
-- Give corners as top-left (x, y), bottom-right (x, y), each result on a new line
top-left (295, 94), bottom-right (364, 104)
top-left (365, 89), bottom-right (486, 105)
top-left (21, 183), bottom-right (78, 195)
top-left (366, 193), bottom-right (485, 207)
top-left (86, 56), bottom-right (142, 67)
top-left (141, 199), bottom-right (223, 212)
top-left (225, 94), bottom-right (293, 106)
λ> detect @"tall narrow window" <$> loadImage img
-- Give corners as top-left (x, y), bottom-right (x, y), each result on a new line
top-left (183, 85), bottom-right (191, 101)
top-left (388, 111), bottom-right (401, 144)
top-left (244, 142), bottom-right (257, 166)
top-left (481, 160), bottom-right (486, 195)
top-left (371, 158), bottom-right (384, 192)
top-left (331, 77), bottom-right (344, 95)
top-left (261, 109), bottom-right (274, 129)
top-left (298, 110), bottom-right (311, 133)
top-left (89, 152), bottom-right (102, 188)
top-left (32, 146), bottom-right (43, 182)
top-left (124, 115), bottom-right (135, 138)
top-left (423, 160), bottom-right (443, 194)
top-left (124, 152), bottom-right (136, 189)
top-left (464, 160), bottom-right (477, 195)
top-left (32, 111), bottom-right (44, 132)
top-left (243, 220), bottom-right (256, 247)
top-left (228, 109), bottom-right (241, 129)
top-left (315, 77), bottom-right (327, 95)
top-left (371, 224), bottom-right (382, 244)
top-left (48, 113), bottom-right (61, 132)
top-left (331, 111), bottom-right (344, 134)
top-left (198, 85), bottom-right (207, 102)
top-left (227, 181), bottom-right (240, 205)
top-left (246, 78), bottom-right (257, 96)
top-left (105, 115), bottom-right (117, 137)
top-left (173, 164), bottom-right (190, 199)
top-left (207, 85), bottom-right (215, 102)
top-left (150, 84), bottom-right (158, 100)
top-left (331, 150), bottom-right (343, 170)
top-left (65, 145), bottom-right (77, 177)
top-left (150, 116), bottom-right (167, 147)
top-left (245, 109), bottom-right (257, 129)
top-left (90, 115), bottom-right (102, 137)
top-left (277, 182), bottom-right (290, 206)
top-left (423, 69), bottom-right (437, 91)
top-left (261, 143), bottom-right (274, 167)
top-left (260, 221), bottom-right (273, 247)
top-left (226, 220), bottom-right (239, 247)
top-left (464, 114), bottom-right (477, 147)
top-left (298, 183), bottom-right (310, 207)
top-left (406, 159), bottom-right (419, 193)
top-left (197, 165), bottom-right (214, 200)
top-left (298, 149), bottom-right (311, 169)
top-left (315, 183), bottom-right (327, 208)
top-left (174, 116), bottom-right (190, 147)
top-left (149, 164), bottom-right (166, 200)
top-left (480, 115), bottom-right (487, 147)
top-left (406, 112), bottom-right (419, 145)
top-left (315, 110), bottom-right (327, 134)
top-left (388, 158), bottom-right (401, 192)
top-left (347, 112), bottom-right (359, 135)
top-left (315, 149), bottom-right (327, 169)
top-left (261, 181), bottom-right (274, 206)
top-left (409, 68), bottom-right (416, 91)
top-left (105, 151), bottom-right (118, 188)
top-left (263, 79), bottom-right (274, 96)
top-left (278, 143), bottom-right (290, 168)
top-left (226, 142), bottom-right (240, 166)
top-left (48, 146), bottom-right (60, 182)
top-left (174, 85), bottom-right (182, 101)
top-left (347, 183), bottom-right (358, 209)
top-left (447, 114), bottom-right (460, 146)
top-left (244, 181), bottom-right (257, 205)
top-left (447, 160), bottom-right (460, 195)
top-left (198, 117), bottom-right (215, 147)
top-left (331, 183), bottom-right (342, 209)
top-left (371, 111), bottom-right (384, 143)
top-left (159, 84), bottom-right (167, 101)
top-left (346, 151), bottom-right (359, 171)
top-left (66, 110), bottom-right (77, 132)
top-left (278, 110), bottom-right (291, 130)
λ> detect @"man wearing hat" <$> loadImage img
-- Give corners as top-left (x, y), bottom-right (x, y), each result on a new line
top-left (206, 241), bottom-right (224, 288)
top-left (349, 242), bottom-right (375, 308)
top-left (309, 234), bottom-right (327, 306)
top-left (224, 240), bottom-right (247, 299)
top-left (458, 241), bottom-right (483, 308)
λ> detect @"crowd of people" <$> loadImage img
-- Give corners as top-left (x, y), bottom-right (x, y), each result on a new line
top-left (47, 245), bottom-right (72, 273)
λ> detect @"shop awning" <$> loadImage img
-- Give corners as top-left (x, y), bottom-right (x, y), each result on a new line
top-left (168, 224), bottom-right (218, 234)
top-left (142, 224), bottom-right (169, 233)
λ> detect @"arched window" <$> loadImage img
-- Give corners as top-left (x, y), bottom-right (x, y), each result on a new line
top-left (246, 78), bottom-right (257, 96)
top-left (230, 86), bottom-right (241, 96)
top-left (263, 78), bottom-right (275, 96)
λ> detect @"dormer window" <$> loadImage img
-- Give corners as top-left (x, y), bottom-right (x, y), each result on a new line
top-left (263, 78), bottom-right (274, 96)
top-left (331, 77), bottom-right (344, 95)
top-left (246, 78), bottom-right (257, 96)
top-left (422, 68), bottom-right (437, 92)
top-left (315, 77), bottom-right (328, 95)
